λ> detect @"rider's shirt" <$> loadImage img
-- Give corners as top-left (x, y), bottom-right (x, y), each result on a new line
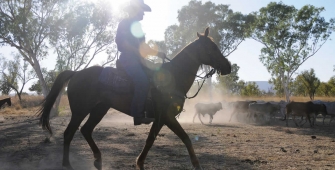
top-left (116, 18), bottom-right (146, 60)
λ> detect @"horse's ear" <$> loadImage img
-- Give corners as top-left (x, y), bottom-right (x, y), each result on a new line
top-left (197, 32), bottom-right (201, 37)
top-left (204, 27), bottom-right (209, 37)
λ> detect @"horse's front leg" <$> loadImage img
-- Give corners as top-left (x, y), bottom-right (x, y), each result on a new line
top-left (136, 121), bottom-right (164, 170)
top-left (165, 116), bottom-right (202, 169)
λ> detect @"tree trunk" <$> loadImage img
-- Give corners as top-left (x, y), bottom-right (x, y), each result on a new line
top-left (281, 74), bottom-right (290, 102)
top-left (51, 90), bottom-right (63, 117)
top-left (32, 57), bottom-right (49, 97)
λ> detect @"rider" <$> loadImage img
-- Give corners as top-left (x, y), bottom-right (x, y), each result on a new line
top-left (115, 0), bottom-right (166, 125)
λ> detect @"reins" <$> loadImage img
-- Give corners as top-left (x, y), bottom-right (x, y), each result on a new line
top-left (184, 68), bottom-right (216, 99)
top-left (160, 53), bottom-right (216, 99)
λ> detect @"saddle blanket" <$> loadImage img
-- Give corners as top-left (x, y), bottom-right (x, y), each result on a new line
top-left (98, 67), bottom-right (132, 93)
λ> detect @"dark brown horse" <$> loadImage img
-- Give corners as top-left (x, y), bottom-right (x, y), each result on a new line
top-left (38, 27), bottom-right (231, 170)
top-left (0, 98), bottom-right (11, 108)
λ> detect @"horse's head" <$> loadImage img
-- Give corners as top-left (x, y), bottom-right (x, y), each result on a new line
top-left (195, 27), bottom-right (231, 75)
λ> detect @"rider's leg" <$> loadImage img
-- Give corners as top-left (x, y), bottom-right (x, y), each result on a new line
top-left (119, 56), bottom-right (154, 125)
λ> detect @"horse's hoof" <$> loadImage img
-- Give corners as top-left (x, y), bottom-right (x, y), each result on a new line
top-left (136, 157), bottom-right (144, 170)
top-left (94, 159), bottom-right (102, 170)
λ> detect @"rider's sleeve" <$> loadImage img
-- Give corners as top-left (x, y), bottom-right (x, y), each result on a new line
top-left (115, 21), bottom-right (127, 52)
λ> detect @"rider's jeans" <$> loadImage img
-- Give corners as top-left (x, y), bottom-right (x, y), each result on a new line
top-left (119, 54), bottom-right (149, 118)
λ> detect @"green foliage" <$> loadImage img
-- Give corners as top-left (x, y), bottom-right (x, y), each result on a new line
top-left (51, 0), bottom-right (118, 71)
top-left (0, 0), bottom-right (70, 96)
top-left (0, 54), bottom-right (36, 99)
top-left (291, 75), bottom-right (307, 97)
top-left (216, 64), bottom-right (241, 95)
top-left (251, 1), bottom-right (334, 101)
top-left (0, 56), bottom-right (18, 95)
top-left (29, 70), bottom-right (57, 95)
top-left (241, 82), bottom-right (261, 97)
top-left (300, 69), bottom-right (320, 100)
top-left (328, 76), bottom-right (335, 96)
top-left (162, 0), bottom-right (253, 96)
top-left (316, 82), bottom-right (332, 97)
top-left (269, 76), bottom-right (285, 97)
top-left (164, 0), bottom-right (254, 58)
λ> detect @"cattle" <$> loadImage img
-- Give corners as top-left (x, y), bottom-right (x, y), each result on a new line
top-left (277, 100), bottom-right (287, 118)
top-left (284, 101), bottom-right (327, 127)
top-left (247, 102), bottom-right (281, 123)
top-left (193, 102), bottom-right (222, 124)
top-left (228, 101), bottom-right (257, 122)
top-left (313, 101), bottom-right (335, 125)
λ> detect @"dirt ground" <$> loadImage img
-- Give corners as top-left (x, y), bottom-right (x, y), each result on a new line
top-left (0, 103), bottom-right (335, 170)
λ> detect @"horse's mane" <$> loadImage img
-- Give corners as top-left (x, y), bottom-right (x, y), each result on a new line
top-left (171, 35), bottom-right (215, 60)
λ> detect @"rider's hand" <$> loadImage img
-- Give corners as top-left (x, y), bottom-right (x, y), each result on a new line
top-left (157, 52), bottom-right (166, 59)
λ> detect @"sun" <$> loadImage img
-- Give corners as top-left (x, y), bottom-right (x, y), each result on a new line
top-left (82, 0), bottom-right (128, 15)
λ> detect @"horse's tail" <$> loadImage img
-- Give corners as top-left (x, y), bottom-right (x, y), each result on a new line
top-left (38, 70), bottom-right (76, 135)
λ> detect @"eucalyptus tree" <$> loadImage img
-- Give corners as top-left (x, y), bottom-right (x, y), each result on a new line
top-left (300, 69), bottom-right (320, 100)
top-left (251, 2), bottom-right (335, 101)
top-left (0, 54), bottom-right (36, 100)
top-left (216, 64), bottom-right (241, 95)
top-left (51, 0), bottom-right (118, 72)
top-left (316, 82), bottom-right (332, 97)
top-left (328, 76), bottom-right (335, 96)
top-left (241, 82), bottom-right (261, 97)
top-left (163, 0), bottom-right (254, 97)
top-left (0, 0), bottom-right (69, 97)
top-left (291, 75), bottom-right (307, 97)
top-left (0, 56), bottom-right (14, 95)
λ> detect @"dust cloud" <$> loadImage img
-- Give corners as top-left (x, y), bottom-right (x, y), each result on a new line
top-left (99, 93), bottom-right (241, 126)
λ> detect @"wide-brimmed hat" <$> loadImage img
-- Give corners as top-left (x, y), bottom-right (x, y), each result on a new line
top-left (125, 0), bottom-right (151, 12)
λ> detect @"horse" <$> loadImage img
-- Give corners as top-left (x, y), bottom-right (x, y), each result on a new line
top-left (38, 27), bottom-right (231, 170)
top-left (0, 98), bottom-right (11, 108)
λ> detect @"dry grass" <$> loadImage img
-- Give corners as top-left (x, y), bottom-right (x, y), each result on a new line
top-left (0, 95), bottom-right (69, 116)
top-left (192, 92), bottom-right (335, 103)
top-left (1, 94), bottom-right (335, 116)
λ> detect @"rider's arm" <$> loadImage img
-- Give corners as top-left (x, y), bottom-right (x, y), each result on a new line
top-left (140, 43), bottom-right (166, 59)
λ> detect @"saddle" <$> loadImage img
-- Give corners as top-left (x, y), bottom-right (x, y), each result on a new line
top-left (98, 59), bottom-right (185, 118)
top-left (98, 60), bottom-right (158, 118)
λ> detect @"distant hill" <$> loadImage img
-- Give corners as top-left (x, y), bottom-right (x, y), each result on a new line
top-left (248, 81), bottom-right (275, 93)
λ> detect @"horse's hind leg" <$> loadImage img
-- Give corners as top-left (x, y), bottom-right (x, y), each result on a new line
top-left (80, 103), bottom-right (109, 170)
top-left (63, 113), bottom-right (88, 169)
top-left (165, 117), bottom-right (202, 169)
top-left (136, 121), bottom-right (164, 170)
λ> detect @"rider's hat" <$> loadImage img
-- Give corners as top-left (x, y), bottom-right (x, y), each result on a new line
top-left (125, 0), bottom-right (151, 12)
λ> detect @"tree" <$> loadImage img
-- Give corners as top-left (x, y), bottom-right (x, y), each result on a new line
top-left (163, 0), bottom-right (254, 99)
top-left (316, 82), bottom-right (332, 97)
top-left (0, 0), bottom-right (69, 97)
top-left (269, 76), bottom-right (288, 97)
top-left (328, 76), bottom-right (335, 96)
top-left (216, 64), bottom-right (241, 95)
top-left (241, 82), bottom-right (261, 96)
top-left (300, 69), bottom-right (320, 100)
top-left (291, 75), bottom-right (307, 97)
top-left (0, 56), bottom-right (14, 95)
top-left (0, 54), bottom-right (36, 100)
top-left (51, 0), bottom-right (118, 72)
top-left (251, 2), bottom-right (335, 102)
top-left (29, 69), bottom-right (57, 95)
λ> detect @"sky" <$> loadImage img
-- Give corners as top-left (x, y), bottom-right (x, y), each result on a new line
top-left (1, 0), bottom-right (334, 93)
top-left (141, 0), bottom-right (335, 82)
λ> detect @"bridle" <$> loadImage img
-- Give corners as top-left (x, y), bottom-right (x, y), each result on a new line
top-left (158, 39), bottom-right (218, 99)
